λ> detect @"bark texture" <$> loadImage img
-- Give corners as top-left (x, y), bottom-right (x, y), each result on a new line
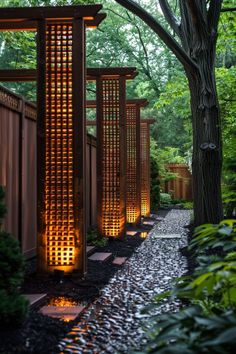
top-left (115, 0), bottom-right (223, 225)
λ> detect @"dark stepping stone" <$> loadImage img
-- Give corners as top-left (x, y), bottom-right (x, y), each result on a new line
top-left (24, 293), bottom-right (47, 306)
top-left (88, 252), bottom-right (112, 262)
top-left (87, 246), bottom-right (96, 255)
top-left (113, 257), bottom-right (127, 265)
top-left (40, 305), bottom-right (84, 321)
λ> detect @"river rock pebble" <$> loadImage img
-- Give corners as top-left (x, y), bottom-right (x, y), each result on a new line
top-left (59, 209), bottom-right (191, 353)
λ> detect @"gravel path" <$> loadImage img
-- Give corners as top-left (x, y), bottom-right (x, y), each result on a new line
top-left (59, 209), bottom-right (191, 353)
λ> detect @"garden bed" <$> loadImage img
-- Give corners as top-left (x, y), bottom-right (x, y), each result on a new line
top-left (0, 231), bottom-right (146, 354)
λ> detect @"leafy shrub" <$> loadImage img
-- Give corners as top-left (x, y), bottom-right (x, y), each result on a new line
top-left (0, 188), bottom-right (28, 328)
top-left (145, 306), bottom-right (236, 354)
top-left (159, 193), bottom-right (172, 206)
top-left (142, 219), bottom-right (236, 353)
top-left (182, 201), bottom-right (193, 209)
top-left (87, 227), bottom-right (108, 247)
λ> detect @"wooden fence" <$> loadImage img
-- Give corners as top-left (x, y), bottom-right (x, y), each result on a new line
top-left (0, 85), bottom-right (97, 259)
top-left (164, 163), bottom-right (193, 201)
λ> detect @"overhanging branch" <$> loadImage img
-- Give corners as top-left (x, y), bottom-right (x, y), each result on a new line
top-left (159, 0), bottom-right (181, 36)
top-left (115, 0), bottom-right (198, 72)
top-left (221, 7), bottom-right (236, 12)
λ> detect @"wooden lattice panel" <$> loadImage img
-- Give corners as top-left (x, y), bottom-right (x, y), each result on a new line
top-left (126, 105), bottom-right (140, 224)
top-left (97, 78), bottom-right (126, 238)
top-left (45, 24), bottom-right (75, 267)
top-left (140, 122), bottom-right (150, 217)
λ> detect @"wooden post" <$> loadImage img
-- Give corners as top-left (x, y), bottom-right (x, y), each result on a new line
top-left (37, 19), bottom-right (87, 275)
top-left (72, 18), bottom-right (86, 275)
top-left (140, 121), bottom-right (151, 217)
top-left (126, 100), bottom-right (148, 225)
top-left (90, 69), bottom-right (138, 239)
top-left (37, 19), bottom-right (47, 273)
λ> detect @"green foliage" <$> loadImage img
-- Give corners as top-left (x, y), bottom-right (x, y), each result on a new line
top-left (190, 219), bottom-right (236, 256)
top-left (87, 227), bottom-right (108, 247)
top-left (159, 193), bottom-right (171, 207)
top-left (143, 306), bottom-right (236, 354)
top-left (142, 219), bottom-right (236, 353)
top-left (0, 189), bottom-right (28, 328)
top-left (181, 201), bottom-right (193, 210)
top-left (157, 146), bottom-right (186, 183)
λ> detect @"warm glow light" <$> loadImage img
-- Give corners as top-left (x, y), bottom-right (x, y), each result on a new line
top-left (48, 296), bottom-right (77, 307)
top-left (140, 231), bottom-right (148, 238)
top-left (98, 78), bottom-right (126, 238)
top-left (140, 123), bottom-right (151, 217)
top-left (83, 16), bottom-right (94, 20)
top-left (45, 24), bottom-right (77, 270)
top-left (126, 105), bottom-right (140, 224)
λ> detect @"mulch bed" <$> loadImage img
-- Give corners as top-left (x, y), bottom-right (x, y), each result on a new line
top-left (0, 210), bottom-right (170, 354)
top-left (0, 223), bottom-right (158, 354)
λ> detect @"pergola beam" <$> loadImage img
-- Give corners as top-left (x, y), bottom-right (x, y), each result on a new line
top-left (86, 118), bottom-right (154, 125)
top-left (0, 66), bottom-right (136, 82)
top-left (0, 13), bottom-right (106, 31)
top-left (0, 5), bottom-right (102, 21)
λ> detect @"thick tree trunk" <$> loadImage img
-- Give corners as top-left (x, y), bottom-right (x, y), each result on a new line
top-left (187, 68), bottom-right (223, 226)
top-left (114, 0), bottom-right (224, 226)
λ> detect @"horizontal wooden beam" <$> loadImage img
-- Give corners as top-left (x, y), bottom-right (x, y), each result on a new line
top-left (0, 5), bottom-right (102, 21)
top-left (0, 66), bottom-right (138, 82)
top-left (0, 69), bottom-right (36, 81)
top-left (87, 98), bottom-right (148, 108)
top-left (0, 13), bottom-right (106, 31)
top-left (87, 67), bottom-right (138, 80)
top-left (86, 118), bottom-right (155, 126)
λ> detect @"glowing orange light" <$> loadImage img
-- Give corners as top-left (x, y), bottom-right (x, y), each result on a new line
top-left (83, 16), bottom-right (94, 20)
top-left (44, 23), bottom-right (78, 272)
top-left (126, 105), bottom-right (140, 224)
top-left (140, 123), bottom-right (151, 217)
top-left (48, 297), bottom-right (77, 307)
top-left (98, 78), bottom-right (126, 238)
top-left (140, 231), bottom-right (148, 238)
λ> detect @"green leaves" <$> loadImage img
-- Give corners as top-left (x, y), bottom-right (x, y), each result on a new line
top-left (142, 219), bottom-right (236, 353)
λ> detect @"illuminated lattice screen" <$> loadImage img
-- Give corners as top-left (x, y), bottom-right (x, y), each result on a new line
top-left (45, 24), bottom-right (76, 267)
top-left (126, 105), bottom-right (140, 224)
top-left (98, 79), bottom-right (126, 238)
top-left (140, 123), bottom-right (150, 217)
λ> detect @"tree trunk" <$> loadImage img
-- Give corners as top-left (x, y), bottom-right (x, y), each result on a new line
top-left (186, 67), bottom-right (223, 226)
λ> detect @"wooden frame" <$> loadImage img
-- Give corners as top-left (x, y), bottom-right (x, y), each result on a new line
top-left (0, 5), bottom-right (105, 276)
top-left (126, 100), bottom-right (148, 224)
top-left (86, 99), bottom-right (149, 224)
top-left (140, 120), bottom-right (154, 217)
top-left (87, 69), bottom-right (138, 239)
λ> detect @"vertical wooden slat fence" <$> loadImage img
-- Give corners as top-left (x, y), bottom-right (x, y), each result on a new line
top-left (164, 163), bottom-right (193, 200)
top-left (0, 84), bottom-right (97, 259)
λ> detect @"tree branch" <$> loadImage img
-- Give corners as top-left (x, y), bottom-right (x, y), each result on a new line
top-left (208, 0), bottom-right (223, 32)
top-left (115, 0), bottom-right (198, 72)
top-left (159, 0), bottom-right (181, 36)
top-left (221, 7), bottom-right (236, 12)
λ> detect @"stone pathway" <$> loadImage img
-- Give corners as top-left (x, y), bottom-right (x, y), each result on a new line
top-left (59, 209), bottom-right (191, 353)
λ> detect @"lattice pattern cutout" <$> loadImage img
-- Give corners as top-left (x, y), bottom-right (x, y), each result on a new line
top-left (126, 105), bottom-right (138, 223)
top-left (100, 79), bottom-right (125, 237)
top-left (140, 123), bottom-right (150, 216)
top-left (45, 24), bottom-right (75, 266)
